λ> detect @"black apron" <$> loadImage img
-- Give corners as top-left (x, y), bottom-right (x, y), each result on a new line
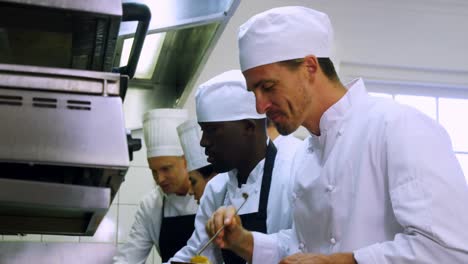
top-left (158, 196), bottom-right (196, 262)
top-left (221, 141), bottom-right (277, 264)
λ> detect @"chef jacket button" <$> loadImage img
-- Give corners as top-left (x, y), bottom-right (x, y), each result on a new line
top-left (326, 185), bottom-right (335, 192)
top-left (337, 130), bottom-right (343, 137)
top-left (298, 242), bottom-right (305, 251)
top-left (292, 192), bottom-right (297, 201)
top-left (307, 140), bottom-right (314, 153)
top-left (330, 237), bottom-right (336, 244)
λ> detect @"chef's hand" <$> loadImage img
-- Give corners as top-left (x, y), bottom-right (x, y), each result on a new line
top-left (280, 253), bottom-right (357, 264)
top-left (205, 205), bottom-right (253, 262)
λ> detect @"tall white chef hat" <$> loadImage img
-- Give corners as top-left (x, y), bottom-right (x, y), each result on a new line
top-left (143, 108), bottom-right (188, 158)
top-left (238, 6), bottom-right (334, 71)
top-left (195, 69), bottom-right (265, 122)
top-left (177, 119), bottom-right (209, 172)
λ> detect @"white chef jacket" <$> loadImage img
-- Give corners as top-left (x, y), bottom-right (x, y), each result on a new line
top-left (273, 134), bottom-right (302, 160)
top-left (252, 78), bottom-right (468, 263)
top-left (114, 187), bottom-right (198, 264)
top-left (166, 141), bottom-right (297, 264)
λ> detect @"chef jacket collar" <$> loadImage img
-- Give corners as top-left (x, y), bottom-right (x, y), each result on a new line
top-left (308, 78), bottom-right (368, 153)
top-left (227, 158), bottom-right (265, 189)
top-left (227, 137), bottom-right (270, 188)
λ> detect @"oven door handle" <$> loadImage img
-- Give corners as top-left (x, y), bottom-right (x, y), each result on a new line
top-left (116, 2), bottom-right (151, 79)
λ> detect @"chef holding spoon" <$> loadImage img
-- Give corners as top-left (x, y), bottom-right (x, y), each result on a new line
top-left (165, 70), bottom-right (299, 264)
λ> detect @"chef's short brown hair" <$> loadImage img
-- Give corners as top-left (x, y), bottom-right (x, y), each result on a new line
top-left (279, 57), bottom-right (339, 82)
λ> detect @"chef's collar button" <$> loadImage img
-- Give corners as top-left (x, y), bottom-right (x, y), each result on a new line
top-left (299, 242), bottom-right (305, 251)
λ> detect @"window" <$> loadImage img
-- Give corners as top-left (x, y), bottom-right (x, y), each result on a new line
top-left (394, 95), bottom-right (437, 120)
top-left (368, 92), bottom-right (392, 99)
top-left (119, 32), bottom-right (166, 79)
top-left (367, 81), bottom-right (468, 184)
top-left (439, 98), bottom-right (468, 152)
top-left (456, 154), bottom-right (468, 184)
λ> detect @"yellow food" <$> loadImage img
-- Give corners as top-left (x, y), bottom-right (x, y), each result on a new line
top-left (190, 255), bottom-right (211, 264)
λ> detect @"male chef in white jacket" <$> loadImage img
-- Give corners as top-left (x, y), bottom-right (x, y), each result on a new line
top-left (166, 70), bottom-right (297, 264)
top-left (114, 108), bottom-right (198, 264)
top-left (206, 6), bottom-right (468, 264)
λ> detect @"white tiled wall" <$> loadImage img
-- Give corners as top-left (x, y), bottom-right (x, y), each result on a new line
top-left (42, 235), bottom-right (79, 243)
top-left (80, 204), bottom-right (119, 243)
top-left (115, 129), bottom-right (161, 264)
top-left (117, 204), bottom-right (139, 244)
top-left (0, 129), bottom-right (160, 264)
top-left (119, 167), bottom-right (155, 205)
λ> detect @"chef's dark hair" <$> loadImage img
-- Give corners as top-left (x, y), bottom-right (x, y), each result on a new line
top-left (196, 164), bottom-right (215, 179)
top-left (279, 57), bottom-right (339, 82)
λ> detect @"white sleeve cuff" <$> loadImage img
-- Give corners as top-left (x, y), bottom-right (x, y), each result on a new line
top-left (252, 231), bottom-right (280, 264)
top-left (353, 244), bottom-right (382, 264)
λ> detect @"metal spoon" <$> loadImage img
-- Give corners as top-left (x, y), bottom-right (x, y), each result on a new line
top-left (196, 193), bottom-right (249, 256)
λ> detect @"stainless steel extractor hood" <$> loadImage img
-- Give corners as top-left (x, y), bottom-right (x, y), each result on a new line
top-left (0, 0), bottom-right (149, 236)
top-left (118, 0), bottom-right (240, 129)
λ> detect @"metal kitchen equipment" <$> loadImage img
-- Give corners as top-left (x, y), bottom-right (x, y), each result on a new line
top-left (0, 0), bottom-right (149, 236)
top-left (117, 0), bottom-right (242, 129)
top-left (0, 0), bottom-right (121, 72)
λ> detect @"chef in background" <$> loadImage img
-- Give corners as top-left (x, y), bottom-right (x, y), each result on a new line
top-left (206, 6), bottom-right (468, 264)
top-left (114, 108), bottom-right (198, 264)
top-left (177, 119), bottom-right (218, 203)
top-left (166, 69), bottom-right (297, 264)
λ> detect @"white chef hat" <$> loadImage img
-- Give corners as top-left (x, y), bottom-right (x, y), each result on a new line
top-left (238, 6), bottom-right (334, 71)
top-left (177, 119), bottom-right (209, 172)
top-left (143, 108), bottom-right (188, 158)
top-left (195, 69), bottom-right (265, 122)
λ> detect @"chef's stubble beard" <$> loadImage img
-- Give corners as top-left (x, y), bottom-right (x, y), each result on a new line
top-left (276, 104), bottom-right (307, 136)
top-left (276, 120), bottom-right (297, 136)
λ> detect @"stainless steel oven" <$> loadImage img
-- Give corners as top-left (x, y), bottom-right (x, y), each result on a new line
top-left (0, 0), bottom-right (149, 236)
